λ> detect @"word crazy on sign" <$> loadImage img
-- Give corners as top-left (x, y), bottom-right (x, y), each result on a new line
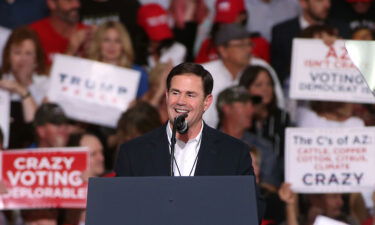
top-left (289, 38), bottom-right (375, 103)
top-left (0, 147), bottom-right (89, 209)
top-left (285, 127), bottom-right (375, 193)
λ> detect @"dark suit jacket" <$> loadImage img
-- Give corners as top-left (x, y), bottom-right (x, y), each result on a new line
top-left (115, 123), bottom-right (264, 223)
top-left (271, 17), bottom-right (301, 85)
top-left (114, 123), bottom-right (254, 177)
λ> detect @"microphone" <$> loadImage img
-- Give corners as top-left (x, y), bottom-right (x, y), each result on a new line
top-left (174, 113), bottom-right (189, 134)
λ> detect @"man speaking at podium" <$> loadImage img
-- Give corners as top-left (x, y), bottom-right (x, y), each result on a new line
top-left (114, 62), bottom-right (263, 221)
top-left (115, 62), bottom-right (255, 177)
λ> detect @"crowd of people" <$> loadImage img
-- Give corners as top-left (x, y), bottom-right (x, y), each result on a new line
top-left (1, 0), bottom-right (375, 225)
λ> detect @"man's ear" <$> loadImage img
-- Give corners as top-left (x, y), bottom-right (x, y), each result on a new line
top-left (217, 45), bottom-right (227, 59)
top-left (203, 94), bottom-right (213, 112)
top-left (299, 0), bottom-right (308, 10)
top-left (36, 126), bottom-right (46, 139)
top-left (46, 0), bottom-right (57, 11)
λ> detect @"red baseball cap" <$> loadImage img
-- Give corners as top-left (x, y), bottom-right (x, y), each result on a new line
top-left (214, 0), bottom-right (246, 24)
top-left (137, 3), bottom-right (173, 41)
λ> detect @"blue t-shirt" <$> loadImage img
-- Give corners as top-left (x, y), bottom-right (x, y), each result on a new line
top-left (132, 64), bottom-right (148, 98)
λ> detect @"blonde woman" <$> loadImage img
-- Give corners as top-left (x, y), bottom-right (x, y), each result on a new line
top-left (86, 21), bottom-right (148, 97)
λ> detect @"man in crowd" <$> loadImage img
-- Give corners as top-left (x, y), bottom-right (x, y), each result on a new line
top-left (271, 0), bottom-right (350, 85)
top-left (21, 103), bottom-right (70, 225)
top-left (216, 86), bottom-right (281, 187)
top-left (30, 0), bottom-right (88, 66)
top-left (33, 103), bottom-right (70, 148)
top-left (202, 23), bottom-right (284, 128)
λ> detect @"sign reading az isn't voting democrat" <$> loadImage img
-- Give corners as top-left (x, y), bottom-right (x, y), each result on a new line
top-left (48, 54), bottom-right (141, 128)
top-left (289, 38), bottom-right (375, 103)
top-left (285, 127), bottom-right (375, 193)
top-left (0, 148), bottom-right (88, 209)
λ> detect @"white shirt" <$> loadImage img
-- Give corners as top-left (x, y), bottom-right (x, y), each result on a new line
top-left (246, 0), bottom-right (300, 41)
top-left (296, 107), bottom-right (365, 128)
top-left (3, 73), bottom-right (50, 105)
top-left (148, 42), bottom-right (187, 68)
top-left (166, 121), bottom-right (203, 176)
top-left (202, 58), bottom-right (285, 128)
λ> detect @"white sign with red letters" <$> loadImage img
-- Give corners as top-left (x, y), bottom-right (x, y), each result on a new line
top-left (290, 38), bottom-right (375, 103)
top-left (286, 127), bottom-right (375, 193)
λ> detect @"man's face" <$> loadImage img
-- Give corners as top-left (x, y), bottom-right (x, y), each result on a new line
top-left (218, 38), bottom-right (252, 69)
top-left (351, 2), bottom-right (372, 14)
top-left (302, 0), bottom-right (331, 22)
top-left (37, 123), bottom-right (69, 147)
top-left (80, 135), bottom-right (105, 177)
top-left (166, 74), bottom-right (212, 131)
top-left (49, 0), bottom-right (80, 24)
top-left (224, 101), bottom-right (254, 129)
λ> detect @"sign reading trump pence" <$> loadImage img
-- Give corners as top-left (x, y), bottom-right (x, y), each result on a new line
top-left (48, 54), bottom-right (141, 127)
top-left (0, 148), bottom-right (88, 209)
top-left (285, 127), bottom-right (375, 193)
top-left (289, 38), bottom-right (375, 103)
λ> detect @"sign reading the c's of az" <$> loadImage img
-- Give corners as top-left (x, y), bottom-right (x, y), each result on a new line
top-left (285, 127), bottom-right (375, 193)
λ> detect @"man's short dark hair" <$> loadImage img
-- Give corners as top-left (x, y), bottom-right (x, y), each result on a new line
top-left (166, 62), bottom-right (214, 97)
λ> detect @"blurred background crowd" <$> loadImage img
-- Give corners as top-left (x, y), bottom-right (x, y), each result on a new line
top-left (0, 0), bottom-right (375, 224)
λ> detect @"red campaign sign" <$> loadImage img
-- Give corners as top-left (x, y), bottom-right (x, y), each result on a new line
top-left (0, 147), bottom-right (89, 209)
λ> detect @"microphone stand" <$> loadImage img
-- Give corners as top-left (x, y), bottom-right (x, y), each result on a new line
top-left (170, 119), bottom-right (178, 176)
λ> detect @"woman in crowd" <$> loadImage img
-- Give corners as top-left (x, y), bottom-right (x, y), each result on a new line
top-left (239, 65), bottom-right (291, 157)
top-left (0, 27), bottom-right (49, 148)
top-left (86, 21), bottom-right (148, 98)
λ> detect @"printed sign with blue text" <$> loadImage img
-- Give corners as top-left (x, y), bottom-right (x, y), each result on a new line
top-left (47, 54), bottom-right (141, 127)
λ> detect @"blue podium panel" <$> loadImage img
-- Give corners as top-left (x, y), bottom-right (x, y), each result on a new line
top-left (86, 176), bottom-right (258, 225)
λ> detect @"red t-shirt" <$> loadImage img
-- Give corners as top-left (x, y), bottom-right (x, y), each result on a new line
top-left (362, 218), bottom-right (374, 225)
top-left (195, 36), bottom-right (270, 63)
top-left (29, 18), bottom-right (87, 66)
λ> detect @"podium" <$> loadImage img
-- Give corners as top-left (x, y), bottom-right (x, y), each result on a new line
top-left (86, 176), bottom-right (258, 225)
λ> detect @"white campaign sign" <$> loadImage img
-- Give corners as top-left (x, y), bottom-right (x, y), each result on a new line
top-left (0, 90), bottom-right (10, 148)
top-left (290, 38), bottom-right (375, 103)
top-left (47, 54), bottom-right (141, 127)
top-left (285, 127), bottom-right (375, 193)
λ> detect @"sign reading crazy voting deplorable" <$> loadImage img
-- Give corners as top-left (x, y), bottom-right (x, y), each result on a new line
top-left (47, 54), bottom-right (141, 128)
top-left (0, 148), bottom-right (88, 209)
top-left (289, 38), bottom-right (375, 103)
top-left (0, 89), bottom-right (10, 148)
top-left (285, 127), bottom-right (375, 193)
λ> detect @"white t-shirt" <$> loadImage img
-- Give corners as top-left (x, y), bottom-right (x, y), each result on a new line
top-left (3, 73), bottom-right (50, 105)
top-left (148, 42), bottom-right (187, 68)
top-left (296, 107), bottom-right (365, 128)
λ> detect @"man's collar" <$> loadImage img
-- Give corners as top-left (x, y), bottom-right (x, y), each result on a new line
top-left (166, 121), bottom-right (204, 143)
